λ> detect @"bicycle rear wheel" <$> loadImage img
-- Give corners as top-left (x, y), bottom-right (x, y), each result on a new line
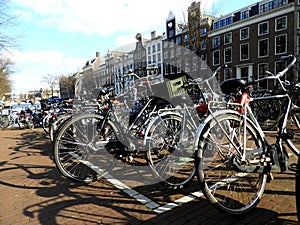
top-left (146, 113), bottom-right (196, 188)
top-left (53, 113), bottom-right (118, 183)
top-left (195, 111), bottom-right (268, 214)
top-left (0, 115), bottom-right (9, 129)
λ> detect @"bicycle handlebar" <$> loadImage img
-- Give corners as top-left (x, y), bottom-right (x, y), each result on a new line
top-left (187, 64), bottom-right (228, 86)
top-left (255, 55), bottom-right (296, 83)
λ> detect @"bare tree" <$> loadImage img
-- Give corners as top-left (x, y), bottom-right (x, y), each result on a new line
top-left (0, 0), bottom-right (19, 51)
top-left (0, 55), bottom-right (13, 98)
top-left (59, 73), bottom-right (76, 99)
top-left (0, 0), bottom-right (19, 98)
top-left (41, 74), bottom-right (59, 97)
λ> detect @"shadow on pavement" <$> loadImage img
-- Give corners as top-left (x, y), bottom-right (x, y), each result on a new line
top-left (0, 129), bottom-right (298, 224)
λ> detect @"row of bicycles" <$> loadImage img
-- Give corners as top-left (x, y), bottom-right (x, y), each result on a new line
top-left (49, 55), bottom-right (300, 216)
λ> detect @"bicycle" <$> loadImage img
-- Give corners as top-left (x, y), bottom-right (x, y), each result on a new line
top-left (249, 78), bottom-right (300, 131)
top-left (52, 72), bottom-right (182, 185)
top-left (143, 65), bottom-right (227, 188)
top-left (194, 55), bottom-right (299, 214)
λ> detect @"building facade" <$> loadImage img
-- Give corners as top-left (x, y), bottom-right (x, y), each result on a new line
top-left (209, 0), bottom-right (297, 89)
top-left (77, 0), bottom-right (299, 99)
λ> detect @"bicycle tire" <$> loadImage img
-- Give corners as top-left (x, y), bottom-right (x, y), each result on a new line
top-left (49, 114), bottom-right (71, 142)
top-left (145, 113), bottom-right (196, 188)
top-left (53, 113), bottom-right (118, 183)
top-left (1, 115), bottom-right (10, 129)
top-left (195, 110), bottom-right (268, 214)
top-left (253, 99), bottom-right (281, 130)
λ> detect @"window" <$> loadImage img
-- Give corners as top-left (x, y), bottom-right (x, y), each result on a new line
top-left (275, 60), bottom-right (287, 83)
top-left (225, 17), bottom-right (233, 25)
top-left (258, 22), bottom-right (269, 36)
top-left (169, 29), bottom-right (174, 37)
top-left (258, 63), bottom-right (269, 89)
top-left (275, 16), bottom-right (287, 31)
top-left (213, 21), bottom-right (220, 29)
top-left (213, 50), bottom-right (220, 66)
top-left (164, 64), bottom-right (169, 75)
top-left (201, 55), bottom-right (207, 69)
top-left (224, 47), bottom-right (232, 63)
top-left (170, 48), bottom-right (174, 58)
top-left (224, 68), bottom-right (232, 79)
top-left (152, 55), bottom-right (156, 64)
top-left (148, 56), bottom-right (151, 64)
top-left (158, 53), bottom-right (161, 62)
top-left (240, 28), bottom-right (249, 40)
top-left (148, 47), bottom-right (151, 54)
top-left (152, 45), bottom-right (156, 53)
top-left (163, 41), bottom-right (169, 48)
top-left (185, 60), bottom-right (190, 72)
top-left (258, 39), bottom-right (269, 57)
top-left (224, 33), bottom-right (232, 45)
top-left (192, 56), bottom-right (198, 72)
top-left (184, 34), bottom-right (189, 42)
top-left (176, 36), bottom-right (181, 44)
top-left (240, 43), bottom-right (249, 60)
top-left (201, 28), bottom-right (207, 36)
top-left (260, 0), bottom-right (288, 13)
top-left (170, 65), bottom-right (175, 74)
top-left (213, 36), bottom-right (221, 47)
top-left (241, 10), bottom-right (249, 20)
top-left (177, 60), bottom-right (182, 73)
top-left (176, 46), bottom-right (181, 56)
top-left (275, 34), bottom-right (287, 54)
top-left (157, 43), bottom-right (161, 51)
top-left (240, 67), bottom-right (249, 80)
top-left (258, 63), bottom-right (268, 77)
top-left (164, 51), bottom-right (168, 59)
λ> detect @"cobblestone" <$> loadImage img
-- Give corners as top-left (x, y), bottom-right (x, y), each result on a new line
top-left (0, 128), bottom-right (299, 225)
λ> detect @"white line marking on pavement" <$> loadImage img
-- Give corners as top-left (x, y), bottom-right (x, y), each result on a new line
top-left (70, 151), bottom-right (202, 214)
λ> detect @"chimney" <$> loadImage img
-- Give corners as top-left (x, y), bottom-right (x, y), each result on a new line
top-left (96, 52), bottom-right (100, 58)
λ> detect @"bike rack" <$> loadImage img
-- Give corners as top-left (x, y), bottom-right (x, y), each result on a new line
top-left (288, 158), bottom-right (300, 221)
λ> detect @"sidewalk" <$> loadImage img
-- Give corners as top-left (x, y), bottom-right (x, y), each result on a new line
top-left (0, 128), bottom-right (298, 225)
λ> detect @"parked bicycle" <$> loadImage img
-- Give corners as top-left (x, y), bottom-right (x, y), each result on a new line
top-left (52, 72), bottom-right (186, 186)
top-left (194, 55), bottom-right (299, 215)
top-left (143, 65), bottom-right (226, 187)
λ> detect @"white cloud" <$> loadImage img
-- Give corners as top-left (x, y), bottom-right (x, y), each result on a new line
top-left (9, 50), bottom-right (85, 93)
top-left (9, 0), bottom-right (220, 93)
top-left (12, 0), bottom-right (218, 36)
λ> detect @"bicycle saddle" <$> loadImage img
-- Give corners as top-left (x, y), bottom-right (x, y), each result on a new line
top-left (220, 78), bottom-right (247, 95)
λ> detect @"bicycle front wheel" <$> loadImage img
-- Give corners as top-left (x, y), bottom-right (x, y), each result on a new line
top-left (53, 113), bottom-right (118, 183)
top-left (195, 111), bottom-right (268, 214)
top-left (0, 115), bottom-right (10, 129)
top-left (146, 113), bottom-right (196, 188)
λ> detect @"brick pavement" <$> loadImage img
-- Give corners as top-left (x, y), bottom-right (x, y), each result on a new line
top-left (0, 128), bottom-right (299, 225)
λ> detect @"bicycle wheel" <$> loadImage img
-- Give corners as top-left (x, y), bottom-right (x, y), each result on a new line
top-left (146, 113), bottom-right (196, 188)
top-left (49, 114), bottom-right (71, 142)
top-left (53, 113), bottom-right (118, 183)
top-left (0, 115), bottom-right (9, 129)
top-left (253, 99), bottom-right (281, 130)
top-left (195, 110), bottom-right (268, 214)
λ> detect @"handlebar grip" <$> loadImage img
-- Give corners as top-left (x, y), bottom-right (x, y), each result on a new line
top-left (280, 54), bottom-right (293, 61)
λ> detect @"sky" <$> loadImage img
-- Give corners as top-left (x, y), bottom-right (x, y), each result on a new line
top-left (4, 0), bottom-right (260, 94)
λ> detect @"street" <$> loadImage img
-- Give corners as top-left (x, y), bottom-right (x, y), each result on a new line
top-left (0, 128), bottom-right (299, 225)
